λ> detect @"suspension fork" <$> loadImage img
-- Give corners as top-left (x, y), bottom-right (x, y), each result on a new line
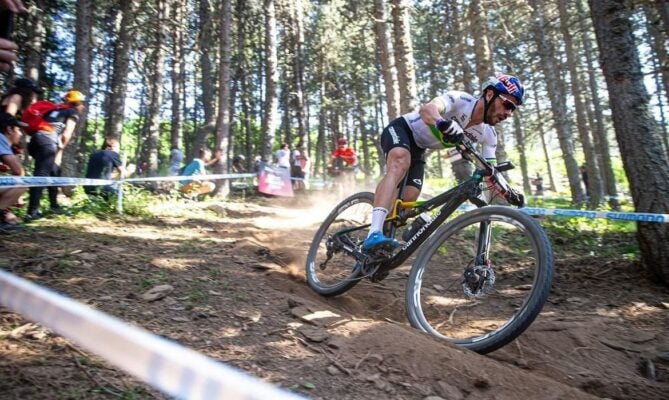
top-left (475, 219), bottom-right (492, 265)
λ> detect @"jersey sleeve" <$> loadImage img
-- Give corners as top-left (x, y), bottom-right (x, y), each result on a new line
top-left (430, 93), bottom-right (456, 117)
top-left (111, 152), bottom-right (123, 169)
top-left (481, 126), bottom-right (498, 163)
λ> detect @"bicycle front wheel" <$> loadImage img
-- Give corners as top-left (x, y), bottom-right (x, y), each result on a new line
top-left (405, 206), bottom-right (553, 354)
top-left (305, 192), bottom-right (374, 297)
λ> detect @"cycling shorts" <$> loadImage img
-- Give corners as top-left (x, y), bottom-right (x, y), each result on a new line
top-left (380, 117), bottom-right (427, 190)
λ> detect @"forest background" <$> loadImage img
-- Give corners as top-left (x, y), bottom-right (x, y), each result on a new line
top-left (3, 0), bottom-right (669, 282)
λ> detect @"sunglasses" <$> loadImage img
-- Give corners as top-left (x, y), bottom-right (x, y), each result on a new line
top-left (498, 94), bottom-right (517, 112)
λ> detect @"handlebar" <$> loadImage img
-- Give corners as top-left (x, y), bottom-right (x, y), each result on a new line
top-left (454, 141), bottom-right (525, 208)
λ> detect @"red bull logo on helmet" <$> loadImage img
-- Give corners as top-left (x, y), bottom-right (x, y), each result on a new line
top-left (497, 74), bottom-right (518, 94)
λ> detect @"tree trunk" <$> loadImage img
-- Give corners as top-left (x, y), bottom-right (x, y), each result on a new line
top-left (143, 0), bottom-right (169, 176)
top-left (105, 0), bottom-right (137, 141)
top-left (212, 0), bottom-right (232, 198)
top-left (261, 0), bottom-right (278, 161)
top-left (170, 0), bottom-right (186, 150)
top-left (513, 112), bottom-right (531, 195)
top-left (373, 0), bottom-right (400, 121)
top-left (590, 0), bottom-right (669, 284)
top-left (235, 0), bottom-right (252, 169)
top-left (576, 0), bottom-right (619, 209)
top-left (293, 0), bottom-right (308, 145)
top-left (61, 0), bottom-right (93, 182)
top-left (452, 0), bottom-right (473, 93)
top-left (391, 0), bottom-right (418, 113)
top-left (194, 0), bottom-right (217, 159)
top-left (643, 4), bottom-right (669, 111)
top-left (558, 0), bottom-right (603, 207)
top-left (529, 0), bottom-right (583, 203)
top-left (23, 0), bottom-right (45, 81)
top-left (534, 97), bottom-right (557, 192)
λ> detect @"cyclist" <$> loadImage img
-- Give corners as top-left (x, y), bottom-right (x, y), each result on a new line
top-left (363, 73), bottom-right (525, 251)
top-left (331, 137), bottom-right (358, 172)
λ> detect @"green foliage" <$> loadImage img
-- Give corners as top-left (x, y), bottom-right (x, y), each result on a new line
top-left (543, 216), bottom-right (638, 260)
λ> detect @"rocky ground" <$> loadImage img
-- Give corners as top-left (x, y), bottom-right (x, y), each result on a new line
top-left (1, 191), bottom-right (668, 399)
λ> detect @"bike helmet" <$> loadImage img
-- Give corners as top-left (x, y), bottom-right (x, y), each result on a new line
top-left (63, 90), bottom-right (86, 103)
top-left (481, 73), bottom-right (525, 105)
top-left (337, 137), bottom-right (347, 145)
top-left (480, 73), bottom-right (524, 124)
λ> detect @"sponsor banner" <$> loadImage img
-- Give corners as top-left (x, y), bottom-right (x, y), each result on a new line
top-left (257, 165), bottom-right (294, 197)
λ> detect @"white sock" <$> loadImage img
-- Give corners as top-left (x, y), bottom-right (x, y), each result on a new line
top-left (368, 207), bottom-right (389, 237)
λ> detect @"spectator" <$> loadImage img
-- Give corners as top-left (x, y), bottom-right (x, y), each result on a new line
top-left (0, 0), bottom-right (26, 72)
top-left (275, 143), bottom-right (290, 169)
top-left (180, 148), bottom-right (215, 198)
top-left (25, 90), bottom-right (86, 220)
top-left (1, 77), bottom-right (42, 116)
top-left (232, 154), bottom-right (246, 173)
top-left (291, 142), bottom-right (308, 191)
top-left (168, 146), bottom-right (183, 176)
top-left (531, 172), bottom-right (544, 196)
top-left (0, 113), bottom-right (27, 232)
top-left (207, 148), bottom-right (225, 197)
top-left (84, 137), bottom-right (124, 199)
top-left (580, 165), bottom-right (589, 198)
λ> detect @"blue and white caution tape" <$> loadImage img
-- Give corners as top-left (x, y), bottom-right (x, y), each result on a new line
top-left (124, 173), bottom-right (257, 183)
top-left (0, 269), bottom-right (305, 400)
top-left (0, 176), bottom-right (116, 188)
top-left (520, 207), bottom-right (668, 223)
top-left (0, 173), bottom-right (257, 188)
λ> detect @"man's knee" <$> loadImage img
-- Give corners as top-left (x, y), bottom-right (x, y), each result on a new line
top-left (386, 148), bottom-right (411, 176)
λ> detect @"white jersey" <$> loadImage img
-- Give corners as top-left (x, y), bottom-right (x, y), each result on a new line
top-left (401, 90), bottom-right (498, 161)
top-left (275, 148), bottom-right (290, 168)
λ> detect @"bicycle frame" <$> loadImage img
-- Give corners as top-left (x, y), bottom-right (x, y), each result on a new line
top-left (332, 172), bottom-right (489, 279)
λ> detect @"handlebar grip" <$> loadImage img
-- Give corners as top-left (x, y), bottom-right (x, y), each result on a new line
top-left (505, 188), bottom-right (525, 208)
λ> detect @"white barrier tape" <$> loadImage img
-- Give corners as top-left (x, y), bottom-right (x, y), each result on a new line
top-left (0, 173), bottom-right (257, 188)
top-left (521, 207), bottom-right (668, 223)
top-left (453, 204), bottom-right (668, 223)
top-left (527, 195), bottom-right (631, 201)
top-left (0, 176), bottom-right (116, 188)
top-left (124, 173), bottom-right (257, 183)
top-left (0, 269), bottom-right (305, 400)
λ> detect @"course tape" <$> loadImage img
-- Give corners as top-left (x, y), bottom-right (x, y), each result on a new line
top-left (1, 176), bottom-right (666, 223)
top-left (0, 173), bottom-right (257, 188)
top-left (0, 269), bottom-right (305, 400)
top-left (520, 207), bottom-right (668, 223)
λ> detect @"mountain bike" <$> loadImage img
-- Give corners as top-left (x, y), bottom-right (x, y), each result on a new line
top-left (305, 141), bottom-right (554, 354)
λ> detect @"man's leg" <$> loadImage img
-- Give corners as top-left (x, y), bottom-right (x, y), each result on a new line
top-left (27, 137), bottom-right (57, 217)
top-left (0, 188), bottom-right (28, 214)
top-left (48, 164), bottom-right (61, 209)
top-left (363, 147), bottom-right (410, 250)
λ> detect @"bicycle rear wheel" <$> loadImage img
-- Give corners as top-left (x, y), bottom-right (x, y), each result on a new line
top-left (305, 192), bottom-right (374, 296)
top-left (405, 206), bottom-right (553, 354)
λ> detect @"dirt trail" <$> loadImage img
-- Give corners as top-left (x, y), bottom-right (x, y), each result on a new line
top-left (1, 194), bottom-right (668, 399)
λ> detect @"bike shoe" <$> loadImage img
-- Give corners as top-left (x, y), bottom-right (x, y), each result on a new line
top-left (363, 231), bottom-right (399, 252)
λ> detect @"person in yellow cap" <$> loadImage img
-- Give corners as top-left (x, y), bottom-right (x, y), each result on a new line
top-left (26, 90), bottom-right (86, 220)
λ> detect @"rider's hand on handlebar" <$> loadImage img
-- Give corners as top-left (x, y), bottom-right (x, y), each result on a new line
top-left (436, 118), bottom-right (463, 144)
top-left (505, 188), bottom-right (525, 208)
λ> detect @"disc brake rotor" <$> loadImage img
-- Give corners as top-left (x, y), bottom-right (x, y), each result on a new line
top-left (462, 263), bottom-right (496, 298)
